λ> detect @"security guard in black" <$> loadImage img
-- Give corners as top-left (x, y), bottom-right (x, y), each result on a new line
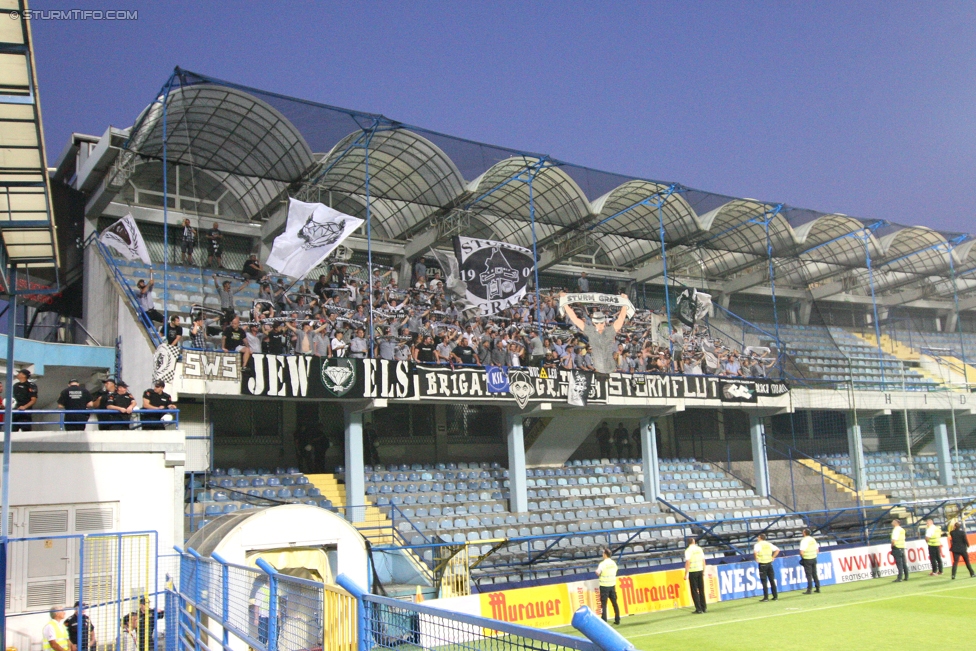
top-left (12, 369), bottom-right (38, 431)
top-left (57, 380), bottom-right (93, 431)
top-left (92, 379), bottom-right (116, 430)
top-left (105, 382), bottom-right (135, 430)
top-left (142, 381), bottom-right (176, 430)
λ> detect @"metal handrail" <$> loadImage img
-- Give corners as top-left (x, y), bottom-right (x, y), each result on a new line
top-left (89, 235), bottom-right (162, 346)
top-left (9, 407), bottom-right (179, 428)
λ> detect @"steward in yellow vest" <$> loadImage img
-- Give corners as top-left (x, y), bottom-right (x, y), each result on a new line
top-left (753, 533), bottom-right (780, 601)
top-left (684, 537), bottom-right (707, 614)
top-left (42, 608), bottom-right (70, 651)
top-left (923, 519), bottom-right (944, 575)
top-left (799, 528), bottom-right (821, 594)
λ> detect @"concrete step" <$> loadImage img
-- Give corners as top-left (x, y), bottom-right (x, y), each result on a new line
top-left (795, 459), bottom-right (890, 505)
top-left (307, 473), bottom-right (396, 544)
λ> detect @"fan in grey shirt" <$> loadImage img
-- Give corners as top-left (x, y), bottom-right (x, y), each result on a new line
top-left (377, 329), bottom-right (397, 360)
top-left (245, 326), bottom-right (264, 354)
top-left (312, 329), bottom-right (332, 357)
top-left (435, 335), bottom-right (455, 364)
top-left (349, 328), bottom-right (369, 358)
top-left (559, 293), bottom-right (631, 375)
top-left (489, 341), bottom-right (509, 366)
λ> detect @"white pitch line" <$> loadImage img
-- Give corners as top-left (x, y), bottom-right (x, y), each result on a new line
top-left (917, 593), bottom-right (976, 601)
top-left (627, 582), bottom-right (976, 639)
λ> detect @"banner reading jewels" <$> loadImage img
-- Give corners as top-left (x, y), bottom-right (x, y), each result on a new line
top-left (236, 356), bottom-right (789, 403)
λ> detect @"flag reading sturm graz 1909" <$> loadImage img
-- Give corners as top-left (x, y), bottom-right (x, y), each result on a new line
top-left (453, 236), bottom-right (534, 315)
top-left (266, 198), bottom-right (365, 279)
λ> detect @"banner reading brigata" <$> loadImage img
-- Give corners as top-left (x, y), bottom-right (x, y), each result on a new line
top-left (235, 357), bottom-right (790, 404)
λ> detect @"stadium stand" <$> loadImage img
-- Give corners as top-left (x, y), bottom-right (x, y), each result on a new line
top-left (817, 450), bottom-right (976, 501)
top-left (758, 323), bottom-right (938, 389)
top-left (192, 455), bottom-right (807, 584)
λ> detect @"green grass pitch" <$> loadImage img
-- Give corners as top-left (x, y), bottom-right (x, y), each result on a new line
top-left (561, 574), bottom-right (976, 651)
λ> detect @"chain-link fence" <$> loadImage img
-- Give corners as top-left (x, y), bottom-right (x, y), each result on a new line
top-left (173, 549), bottom-right (342, 651)
top-left (4, 532), bottom-right (159, 651)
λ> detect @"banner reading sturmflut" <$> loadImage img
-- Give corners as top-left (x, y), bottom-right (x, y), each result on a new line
top-left (453, 236), bottom-right (534, 315)
top-left (266, 198), bottom-right (364, 278)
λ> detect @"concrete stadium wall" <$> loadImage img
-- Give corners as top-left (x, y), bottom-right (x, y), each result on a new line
top-left (5, 430), bottom-right (187, 650)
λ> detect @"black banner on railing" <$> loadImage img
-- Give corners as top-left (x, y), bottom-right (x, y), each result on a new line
top-left (238, 356), bottom-right (789, 406)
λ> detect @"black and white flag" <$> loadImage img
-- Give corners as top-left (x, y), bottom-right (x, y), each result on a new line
top-left (453, 236), bottom-right (534, 316)
top-left (567, 370), bottom-right (590, 407)
top-left (152, 343), bottom-right (180, 383)
top-left (266, 198), bottom-right (364, 279)
top-left (676, 288), bottom-right (712, 326)
top-left (100, 213), bottom-right (152, 266)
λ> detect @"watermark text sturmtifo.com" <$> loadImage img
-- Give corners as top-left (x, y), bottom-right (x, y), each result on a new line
top-left (9, 9), bottom-right (138, 20)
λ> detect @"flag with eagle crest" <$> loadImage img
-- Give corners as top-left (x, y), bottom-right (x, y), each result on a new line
top-left (266, 198), bottom-right (364, 278)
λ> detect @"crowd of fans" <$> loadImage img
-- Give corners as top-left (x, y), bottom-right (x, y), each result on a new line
top-left (160, 257), bottom-right (775, 378)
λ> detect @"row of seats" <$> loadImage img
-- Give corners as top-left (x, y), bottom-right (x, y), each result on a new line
top-left (190, 498), bottom-right (334, 516)
top-left (904, 331), bottom-right (976, 364)
top-left (818, 451), bottom-right (976, 499)
top-left (758, 324), bottom-right (939, 389)
top-left (215, 467), bottom-right (302, 476)
top-left (197, 457), bottom-right (804, 581)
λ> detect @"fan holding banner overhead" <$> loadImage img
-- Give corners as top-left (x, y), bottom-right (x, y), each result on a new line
top-left (266, 198), bottom-right (364, 279)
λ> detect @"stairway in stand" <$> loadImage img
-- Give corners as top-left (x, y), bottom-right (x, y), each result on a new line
top-left (794, 458), bottom-right (912, 522)
top-left (305, 474), bottom-right (394, 545)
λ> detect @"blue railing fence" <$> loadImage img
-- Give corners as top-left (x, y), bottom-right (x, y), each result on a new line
top-left (6, 408), bottom-right (180, 430)
top-left (3, 531), bottom-right (160, 651)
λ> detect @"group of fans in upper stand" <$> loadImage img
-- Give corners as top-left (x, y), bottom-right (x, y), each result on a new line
top-left (144, 245), bottom-right (774, 378)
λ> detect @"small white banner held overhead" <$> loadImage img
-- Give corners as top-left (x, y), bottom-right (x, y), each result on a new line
top-left (266, 198), bottom-right (364, 278)
top-left (100, 213), bottom-right (152, 266)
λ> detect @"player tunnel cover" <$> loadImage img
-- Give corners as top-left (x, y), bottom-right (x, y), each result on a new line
top-left (454, 236), bottom-right (535, 315)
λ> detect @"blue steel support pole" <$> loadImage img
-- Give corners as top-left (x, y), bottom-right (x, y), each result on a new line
top-left (765, 206), bottom-right (783, 374)
top-left (0, 265), bottom-right (16, 651)
top-left (863, 231), bottom-right (886, 387)
top-left (658, 199), bottom-right (673, 353)
top-left (529, 167), bottom-right (541, 324)
top-left (255, 558), bottom-right (279, 651)
top-left (161, 76), bottom-right (174, 330)
top-left (948, 248), bottom-right (968, 386)
top-left (364, 128), bottom-right (375, 357)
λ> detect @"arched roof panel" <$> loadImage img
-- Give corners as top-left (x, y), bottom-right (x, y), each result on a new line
top-left (591, 180), bottom-right (702, 243)
top-left (697, 200), bottom-right (796, 256)
top-left (467, 158), bottom-right (591, 228)
top-left (878, 227), bottom-right (951, 275)
top-left (128, 84), bottom-right (315, 183)
top-left (324, 193), bottom-right (434, 241)
top-left (312, 129), bottom-right (466, 209)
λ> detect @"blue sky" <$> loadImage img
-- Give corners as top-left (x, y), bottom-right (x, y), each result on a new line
top-left (30, 1), bottom-right (976, 233)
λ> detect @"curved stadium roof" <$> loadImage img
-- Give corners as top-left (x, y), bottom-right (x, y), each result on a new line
top-left (119, 68), bottom-right (975, 304)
